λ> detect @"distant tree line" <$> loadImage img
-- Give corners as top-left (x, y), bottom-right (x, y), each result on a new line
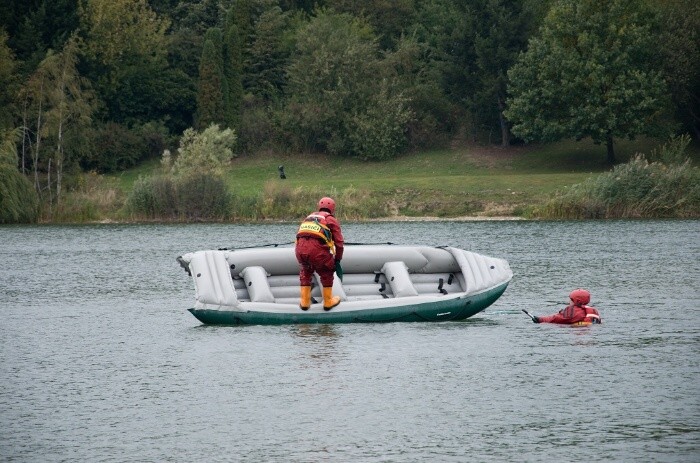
top-left (0, 0), bottom-right (698, 221)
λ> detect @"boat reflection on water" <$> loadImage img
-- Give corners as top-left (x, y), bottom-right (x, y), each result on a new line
top-left (288, 324), bottom-right (345, 385)
top-left (290, 324), bottom-right (341, 361)
top-left (290, 323), bottom-right (339, 340)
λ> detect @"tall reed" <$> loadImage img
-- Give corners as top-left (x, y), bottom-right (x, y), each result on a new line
top-left (126, 173), bottom-right (230, 221)
top-left (534, 154), bottom-right (700, 219)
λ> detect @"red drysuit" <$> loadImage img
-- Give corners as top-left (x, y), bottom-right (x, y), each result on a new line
top-left (537, 304), bottom-right (601, 324)
top-left (295, 211), bottom-right (344, 288)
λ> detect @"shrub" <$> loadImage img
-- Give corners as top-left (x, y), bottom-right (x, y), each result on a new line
top-left (648, 134), bottom-right (692, 165)
top-left (230, 193), bottom-right (260, 220)
top-left (175, 173), bottom-right (231, 221)
top-left (126, 175), bottom-right (177, 219)
top-left (126, 172), bottom-right (231, 221)
top-left (50, 171), bottom-right (122, 222)
top-left (137, 121), bottom-right (172, 159)
top-left (535, 154), bottom-right (700, 218)
top-left (259, 180), bottom-right (318, 220)
top-left (0, 164), bottom-right (39, 223)
top-left (48, 194), bottom-right (100, 222)
top-left (0, 128), bottom-right (38, 223)
top-left (254, 182), bottom-right (392, 221)
top-left (173, 124), bottom-right (237, 176)
top-left (336, 185), bottom-right (386, 219)
top-left (126, 124), bottom-right (238, 221)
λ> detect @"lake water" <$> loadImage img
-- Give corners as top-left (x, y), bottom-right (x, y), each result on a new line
top-left (1, 220), bottom-right (698, 462)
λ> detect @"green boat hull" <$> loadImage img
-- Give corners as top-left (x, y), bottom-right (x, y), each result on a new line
top-left (188, 281), bottom-right (509, 326)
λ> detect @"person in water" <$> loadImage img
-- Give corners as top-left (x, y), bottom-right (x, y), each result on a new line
top-left (295, 197), bottom-right (344, 311)
top-left (532, 289), bottom-right (601, 324)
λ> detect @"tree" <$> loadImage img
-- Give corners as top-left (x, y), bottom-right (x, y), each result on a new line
top-left (285, 10), bottom-right (411, 159)
top-left (656, 0), bottom-right (700, 139)
top-left (223, 7), bottom-right (244, 129)
top-left (223, 0), bottom-right (258, 128)
top-left (399, 0), bottom-right (468, 146)
top-left (171, 123), bottom-right (236, 221)
top-left (79, 0), bottom-right (173, 126)
top-left (110, 61), bottom-right (195, 133)
top-left (195, 28), bottom-right (227, 129)
top-left (471, 0), bottom-right (533, 146)
top-left (79, 0), bottom-right (170, 73)
top-left (245, 6), bottom-right (291, 102)
top-left (19, 35), bottom-right (95, 207)
top-left (406, 0), bottom-right (538, 145)
top-left (505, 0), bottom-right (670, 163)
top-left (80, 122), bottom-right (144, 173)
top-left (380, 34), bottom-right (453, 149)
top-left (163, 0), bottom-right (221, 86)
top-left (285, 10), bottom-right (378, 154)
top-left (0, 29), bottom-right (18, 131)
top-left (42, 36), bottom-right (95, 205)
top-left (325, 0), bottom-right (416, 50)
top-left (3, 0), bottom-right (80, 72)
top-left (20, 43), bottom-right (55, 193)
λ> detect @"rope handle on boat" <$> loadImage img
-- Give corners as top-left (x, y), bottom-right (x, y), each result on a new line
top-left (218, 241), bottom-right (397, 250)
top-left (218, 242), bottom-right (295, 250)
top-left (217, 242), bottom-right (458, 251)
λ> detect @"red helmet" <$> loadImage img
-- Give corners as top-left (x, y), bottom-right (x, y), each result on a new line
top-left (318, 197), bottom-right (336, 215)
top-left (569, 289), bottom-right (591, 306)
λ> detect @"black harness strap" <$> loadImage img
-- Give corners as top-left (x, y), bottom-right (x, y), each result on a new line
top-left (379, 282), bottom-right (389, 298)
top-left (438, 278), bottom-right (448, 295)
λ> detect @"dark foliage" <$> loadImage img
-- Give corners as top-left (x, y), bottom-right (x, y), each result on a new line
top-left (80, 123), bottom-right (147, 173)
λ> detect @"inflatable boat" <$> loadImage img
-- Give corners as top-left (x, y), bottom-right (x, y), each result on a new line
top-left (177, 244), bottom-right (513, 325)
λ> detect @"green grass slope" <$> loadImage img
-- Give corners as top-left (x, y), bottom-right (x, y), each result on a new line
top-left (110, 137), bottom-right (698, 220)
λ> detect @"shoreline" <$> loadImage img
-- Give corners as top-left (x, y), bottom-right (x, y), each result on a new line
top-left (365, 215), bottom-right (525, 222)
top-left (25, 215), bottom-right (698, 225)
top-left (81, 215), bottom-right (528, 225)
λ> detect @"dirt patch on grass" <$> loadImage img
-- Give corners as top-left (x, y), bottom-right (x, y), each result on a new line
top-left (453, 142), bottom-right (534, 168)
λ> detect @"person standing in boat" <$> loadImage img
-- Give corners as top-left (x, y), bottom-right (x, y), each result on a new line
top-left (532, 289), bottom-right (601, 324)
top-left (296, 197), bottom-right (344, 311)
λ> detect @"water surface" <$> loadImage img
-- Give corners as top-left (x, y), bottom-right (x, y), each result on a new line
top-left (1, 220), bottom-right (698, 462)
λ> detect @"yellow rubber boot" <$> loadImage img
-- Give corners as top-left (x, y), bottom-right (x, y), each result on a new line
top-left (299, 286), bottom-right (311, 311)
top-left (322, 287), bottom-right (340, 311)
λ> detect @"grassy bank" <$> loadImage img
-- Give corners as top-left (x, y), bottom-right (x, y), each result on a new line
top-left (51, 137), bottom-right (700, 222)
